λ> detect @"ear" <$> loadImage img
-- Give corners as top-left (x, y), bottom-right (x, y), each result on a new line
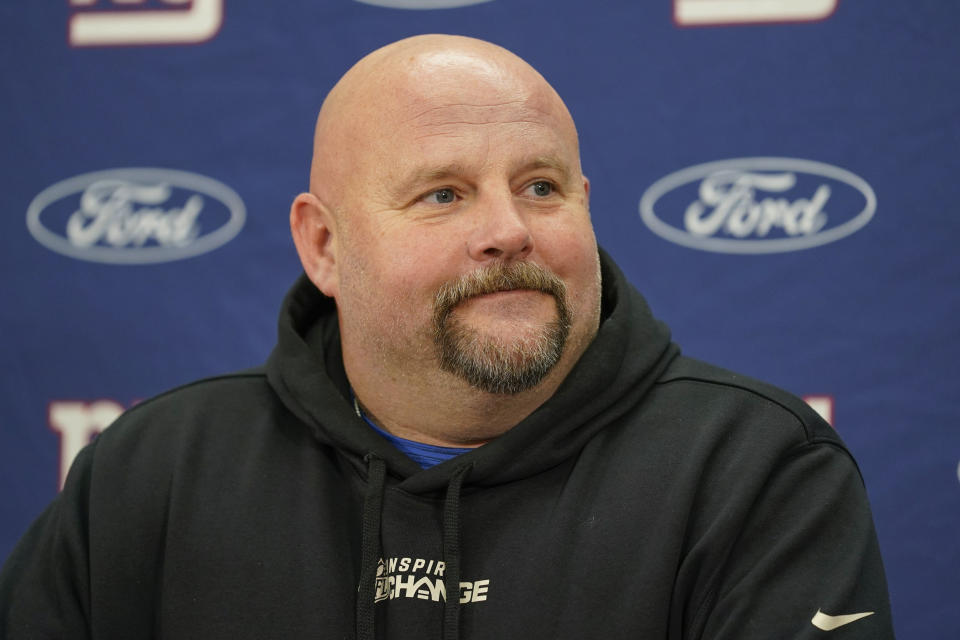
top-left (582, 175), bottom-right (591, 208)
top-left (290, 192), bottom-right (339, 298)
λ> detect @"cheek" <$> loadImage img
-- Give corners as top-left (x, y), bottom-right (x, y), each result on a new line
top-left (535, 216), bottom-right (597, 276)
top-left (341, 246), bottom-right (446, 322)
top-left (381, 256), bottom-right (445, 306)
top-left (383, 225), bottom-right (469, 292)
top-left (535, 219), bottom-right (601, 312)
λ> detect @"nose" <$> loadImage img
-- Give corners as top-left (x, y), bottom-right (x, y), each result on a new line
top-left (466, 194), bottom-right (534, 263)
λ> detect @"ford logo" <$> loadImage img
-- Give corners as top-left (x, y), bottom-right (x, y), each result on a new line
top-left (353, 0), bottom-right (493, 8)
top-left (26, 168), bottom-right (246, 264)
top-left (639, 157), bottom-right (876, 254)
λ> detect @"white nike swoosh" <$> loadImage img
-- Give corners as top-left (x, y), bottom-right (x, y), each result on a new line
top-left (811, 609), bottom-right (875, 631)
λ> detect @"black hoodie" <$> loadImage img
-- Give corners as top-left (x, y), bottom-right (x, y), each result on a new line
top-left (0, 251), bottom-right (894, 639)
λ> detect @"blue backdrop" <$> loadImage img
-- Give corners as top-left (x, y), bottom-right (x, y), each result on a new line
top-left (2, 2), bottom-right (958, 637)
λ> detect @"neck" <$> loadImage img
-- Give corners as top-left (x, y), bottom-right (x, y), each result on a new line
top-left (345, 353), bottom-right (574, 448)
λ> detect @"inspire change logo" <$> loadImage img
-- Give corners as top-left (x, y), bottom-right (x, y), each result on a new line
top-left (374, 556), bottom-right (490, 605)
top-left (639, 157), bottom-right (876, 254)
top-left (27, 168), bottom-right (246, 264)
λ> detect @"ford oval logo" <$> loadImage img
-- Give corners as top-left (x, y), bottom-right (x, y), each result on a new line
top-left (353, 0), bottom-right (493, 8)
top-left (639, 157), bottom-right (876, 254)
top-left (26, 168), bottom-right (246, 264)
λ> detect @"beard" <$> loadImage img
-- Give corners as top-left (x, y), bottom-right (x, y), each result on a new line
top-left (432, 262), bottom-right (571, 395)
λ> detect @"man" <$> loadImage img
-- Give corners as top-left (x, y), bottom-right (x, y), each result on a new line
top-left (1, 35), bottom-right (894, 639)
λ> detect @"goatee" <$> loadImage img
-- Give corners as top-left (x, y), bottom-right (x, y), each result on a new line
top-left (432, 262), bottom-right (571, 395)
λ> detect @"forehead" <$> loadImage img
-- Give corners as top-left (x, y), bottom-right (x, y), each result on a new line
top-left (326, 45), bottom-right (582, 202)
top-left (384, 80), bottom-right (577, 156)
top-left (402, 98), bottom-right (558, 139)
top-left (384, 110), bottom-right (575, 195)
top-left (378, 47), bottom-right (574, 139)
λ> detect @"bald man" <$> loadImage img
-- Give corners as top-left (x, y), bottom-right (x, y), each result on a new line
top-left (291, 34), bottom-right (601, 447)
top-left (1, 35), bottom-right (893, 640)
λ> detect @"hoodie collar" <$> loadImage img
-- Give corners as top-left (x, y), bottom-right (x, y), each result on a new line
top-left (266, 248), bottom-right (678, 492)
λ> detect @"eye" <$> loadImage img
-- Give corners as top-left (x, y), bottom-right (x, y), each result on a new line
top-left (526, 181), bottom-right (555, 197)
top-left (422, 188), bottom-right (457, 205)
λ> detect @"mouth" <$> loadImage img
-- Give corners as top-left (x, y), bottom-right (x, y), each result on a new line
top-left (455, 288), bottom-right (554, 317)
top-left (472, 288), bottom-right (541, 300)
top-left (433, 262), bottom-right (568, 330)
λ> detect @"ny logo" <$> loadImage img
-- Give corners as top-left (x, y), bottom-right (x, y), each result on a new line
top-left (674, 0), bottom-right (838, 26)
top-left (69, 0), bottom-right (223, 47)
top-left (49, 400), bottom-right (125, 489)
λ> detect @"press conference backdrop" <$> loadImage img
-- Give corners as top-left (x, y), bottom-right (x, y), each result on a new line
top-left (1, 1), bottom-right (957, 637)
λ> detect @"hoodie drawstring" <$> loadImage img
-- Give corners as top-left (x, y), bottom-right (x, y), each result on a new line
top-left (357, 454), bottom-right (386, 640)
top-left (356, 456), bottom-right (472, 640)
top-left (442, 463), bottom-right (472, 640)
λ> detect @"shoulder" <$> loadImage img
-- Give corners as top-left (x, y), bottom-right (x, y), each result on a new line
top-left (110, 366), bottom-right (272, 426)
top-left (66, 367), bottom-right (322, 529)
top-left (88, 366), bottom-right (298, 473)
top-left (635, 357), bottom-right (857, 481)
top-left (654, 355), bottom-right (839, 446)
top-left (127, 365), bottom-right (271, 413)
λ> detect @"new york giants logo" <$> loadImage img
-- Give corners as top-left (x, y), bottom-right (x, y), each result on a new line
top-left (68, 0), bottom-right (224, 47)
top-left (674, 0), bottom-right (838, 26)
top-left (49, 400), bottom-right (126, 489)
top-left (803, 395), bottom-right (834, 426)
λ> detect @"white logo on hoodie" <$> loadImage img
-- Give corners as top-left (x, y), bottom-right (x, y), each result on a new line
top-left (375, 557), bottom-right (490, 604)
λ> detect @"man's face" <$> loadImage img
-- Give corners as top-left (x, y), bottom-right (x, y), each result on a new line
top-left (329, 57), bottom-right (601, 394)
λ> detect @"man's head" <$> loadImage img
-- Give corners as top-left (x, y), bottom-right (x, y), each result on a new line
top-left (291, 34), bottom-right (601, 402)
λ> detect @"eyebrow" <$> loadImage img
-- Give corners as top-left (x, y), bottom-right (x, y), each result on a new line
top-left (526, 156), bottom-right (573, 183)
top-left (390, 156), bottom-right (573, 202)
top-left (389, 164), bottom-right (470, 202)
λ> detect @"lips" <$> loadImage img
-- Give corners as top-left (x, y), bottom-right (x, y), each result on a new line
top-left (433, 262), bottom-right (569, 334)
top-left (473, 288), bottom-right (540, 300)
top-left (459, 288), bottom-right (552, 313)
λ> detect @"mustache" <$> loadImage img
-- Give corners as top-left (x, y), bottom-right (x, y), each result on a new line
top-left (433, 262), bottom-right (568, 320)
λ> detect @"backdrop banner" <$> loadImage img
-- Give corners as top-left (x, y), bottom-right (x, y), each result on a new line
top-left (1, 2), bottom-right (957, 638)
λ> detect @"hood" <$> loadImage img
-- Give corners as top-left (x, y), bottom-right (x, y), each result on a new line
top-left (266, 248), bottom-right (678, 494)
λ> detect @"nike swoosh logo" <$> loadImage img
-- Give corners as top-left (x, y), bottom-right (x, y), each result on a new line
top-left (811, 609), bottom-right (875, 631)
